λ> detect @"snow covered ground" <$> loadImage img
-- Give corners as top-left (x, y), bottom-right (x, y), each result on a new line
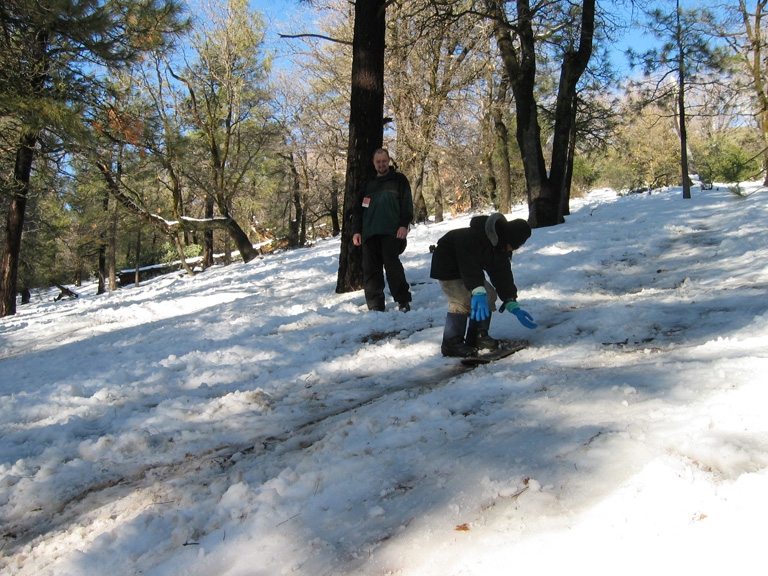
top-left (1, 184), bottom-right (767, 576)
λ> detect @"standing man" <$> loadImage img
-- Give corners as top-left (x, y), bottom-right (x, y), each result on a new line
top-left (352, 148), bottom-right (414, 312)
top-left (430, 213), bottom-right (536, 357)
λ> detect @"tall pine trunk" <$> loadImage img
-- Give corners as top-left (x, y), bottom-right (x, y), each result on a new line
top-left (0, 133), bottom-right (36, 317)
top-left (336, 0), bottom-right (387, 293)
top-left (676, 0), bottom-right (692, 199)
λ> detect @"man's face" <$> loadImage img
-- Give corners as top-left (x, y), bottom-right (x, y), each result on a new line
top-left (507, 240), bottom-right (525, 256)
top-left (373, 152), bottom-right (390, 175)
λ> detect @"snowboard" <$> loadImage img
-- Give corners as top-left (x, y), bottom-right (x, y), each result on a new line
top-left (461, 339), bottom-right (529, 366)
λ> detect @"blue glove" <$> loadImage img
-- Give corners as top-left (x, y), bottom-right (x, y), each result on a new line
top-left (499, 301), bottom-right (537, 329)
top-left (512, 308), bottom-right (537, 329)
top-left (470, 293), bottom-right (490, 321)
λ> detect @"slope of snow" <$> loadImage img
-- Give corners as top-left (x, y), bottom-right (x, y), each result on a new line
top-left (1, 184), bottom-right (767, 575)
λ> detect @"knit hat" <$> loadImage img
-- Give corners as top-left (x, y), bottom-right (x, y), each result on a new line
top-left (500, 218), bottom-right (531, 249)
top-left (486, 214), bottom-right (531, 249)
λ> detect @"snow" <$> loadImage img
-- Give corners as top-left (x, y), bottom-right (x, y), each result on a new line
top-left (1, 184), bottom-right (767, 575)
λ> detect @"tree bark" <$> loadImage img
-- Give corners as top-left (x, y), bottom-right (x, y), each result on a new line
top-left (487, 0), bottom-right (594, 228)
top-left (289, 154), bottom-right (302, 248)
top-left (336, 0), bottom-right (387, 294)
top-left (492, 77), bottom-right (512, 213)
top-left (488, 0), bottom-right (550, 226)
top-left (560, 97), bottom-right (578, 218)
top-left (135, 228), bottom-right (142, 286)
top-left (432, 157), bottom-right (444, 223)
top-left (172, 234), bottom-right (196, 277)
top-left (549, 0), bottom-right (595, 219)
top-left (330, 174), bottom-right (341, 236)
top-left (97, 187), bottom-right (108, 295)
top-left (97, 242), bottom-right (107, 295)
top-left (0, 132), bottom-right (36, 318)
top-left (202, 197), bottom-right (215, 269)
top-left (483, 78), bottom-right (498, 207)
top-left (729, 0), bottom-right (768, 184)
top-left (411, 163), bottom-right (428, 223)
top-left (676, 0), bottom-right (692, 199)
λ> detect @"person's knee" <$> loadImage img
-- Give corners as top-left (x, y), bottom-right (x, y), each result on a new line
top-left (448, 302), bottom-right (471, 315)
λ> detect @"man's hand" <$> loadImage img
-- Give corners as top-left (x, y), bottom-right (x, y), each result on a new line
top-left (396, 226), bottom-right (408, 240)
top-left (352, 233), bottom-right (362, 246)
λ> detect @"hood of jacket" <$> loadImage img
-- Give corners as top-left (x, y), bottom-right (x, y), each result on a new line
top-left (469, 213), bottom-right (508, 247)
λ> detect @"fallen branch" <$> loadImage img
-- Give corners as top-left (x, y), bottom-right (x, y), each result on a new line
top-left (53, 283), bottom-right (79, 301)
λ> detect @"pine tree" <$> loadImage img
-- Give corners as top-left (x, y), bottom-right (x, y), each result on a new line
top-left (0, 0), bottom-right (187, 317)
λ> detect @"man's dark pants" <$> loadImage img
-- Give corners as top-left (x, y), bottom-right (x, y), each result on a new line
top-left (362, 234), bottom-right (411, 310)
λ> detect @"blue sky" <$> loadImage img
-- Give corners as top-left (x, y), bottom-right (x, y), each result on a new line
top-left (245, 0), bottom-right (706, 78)
top-left (250, 0), bottom-right (300, 24)
top-left (248, 0), bottom-right (317, 70)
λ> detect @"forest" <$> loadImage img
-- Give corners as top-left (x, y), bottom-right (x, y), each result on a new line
top-left (1, 0), bottom-right (766, 318)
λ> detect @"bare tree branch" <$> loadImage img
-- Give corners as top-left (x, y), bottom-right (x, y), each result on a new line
top-left (279, 33), bottom-right (353, 46)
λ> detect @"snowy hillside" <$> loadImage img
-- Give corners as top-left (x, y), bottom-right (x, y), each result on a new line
top-left (1, 184), bottom-right (767, 575)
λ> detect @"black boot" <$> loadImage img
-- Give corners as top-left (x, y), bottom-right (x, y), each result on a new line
top-left (441, 313), bottom-right (477, 357)
top-left (466, 313), bottom-right (499, 351)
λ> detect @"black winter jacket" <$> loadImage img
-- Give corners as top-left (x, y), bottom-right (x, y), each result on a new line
top-left (430, 214), bottom-right (519, 302)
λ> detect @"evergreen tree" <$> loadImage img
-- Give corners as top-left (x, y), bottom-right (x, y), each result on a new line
top-left (629, 0), bottom-right (727, 199)
top-left (0, 0), bottom-right (187, 317)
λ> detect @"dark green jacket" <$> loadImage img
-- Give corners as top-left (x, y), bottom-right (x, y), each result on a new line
top-left (352, 169), bottom-right (413, 242)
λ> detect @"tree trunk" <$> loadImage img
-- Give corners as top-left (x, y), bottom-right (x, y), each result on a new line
top-left (108, 151), bottom-right (121, 291)
top-left (676, 0), bottom-right (692, 199)
top-left (203, 197), bottom-right (214, 269)
top-left (432, 157), bottom-right (444, 223)
top-left (514, 79), bottom-right (554, 227)
top-left (289, 155), bottom-right (302, 247)
top-left (763, 147), bottom-right (768, 186)
top-left (97, 187), bottom-right (108, 294)
top-left (336, 0), bottom-right (387, 294)
top-left (679, 78), bottom-right (692, 199)
top-left (560, 101), bottom-right (578, 217)
top-left (172, 234), bottom-right (196, 277)
top-left (549, 1), bottom-right (595, 221)
top-left (489, 0), bottom-right (551, 226)
top-left (330, 174), bottom-right (341, 236)
top-left (300, 163), bottom-right (309, 245)
top-left (108, 201), bottom-right (118, 291)
top-left (223, 235), bottom-right (232, 265)
top-left (493, 78), bottom-right (512, 213)
top-left (213, 201), bottom-right (259, 263)
top-left (97, 243), bottom-right (107, 295)
top-left (222, 218), bottom-right (258, 262)
top-left (483, 108), bottom-right (498, 207)
top-left (411, 162), bottom-right (428, 223)
top-left (135, 228), bottom-right (141, 287)
top-left (0, 132), bottom-right (36, 318)
top-left (488, 0), bottom-right (594, 228)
